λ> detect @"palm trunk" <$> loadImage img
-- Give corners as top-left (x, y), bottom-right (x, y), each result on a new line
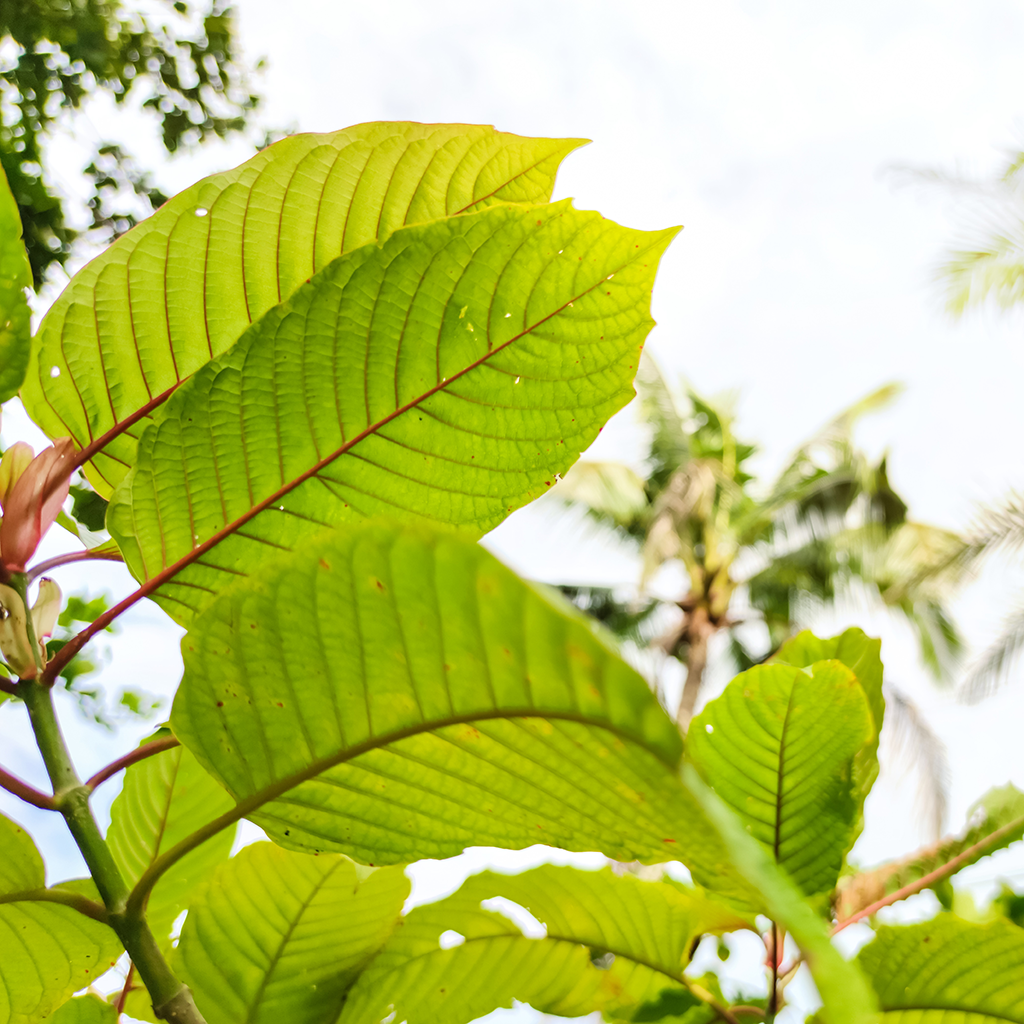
top-left (676, 606), bottom-right (712, 730)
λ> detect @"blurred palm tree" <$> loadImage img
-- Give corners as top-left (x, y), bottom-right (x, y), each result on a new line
top-left (555, 359), bottom-right (971, 732)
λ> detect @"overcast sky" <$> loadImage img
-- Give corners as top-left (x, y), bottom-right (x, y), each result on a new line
top-left (3, 2), bottom-right (1024, 1020)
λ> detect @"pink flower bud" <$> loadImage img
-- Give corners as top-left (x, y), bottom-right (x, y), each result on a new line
top-left (0, 443), bottom-right (35, 511)
top-left (0, 439), bottom-right (76, 574)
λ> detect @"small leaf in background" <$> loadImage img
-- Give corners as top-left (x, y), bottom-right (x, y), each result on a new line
top-left (0, 161), bottom-right (32, 405)
top-left (687, 660), bottom-right (874, 899)
top-left (340, 864), bottom-right (747, 1024)
top-left (836, 782), bottom-right (1024, 923)
top-left (859, 916), bottom-right (1024, 1021)
top-left (67, 485), bottom-right (109, 533)
top-left (106, 740), bottom-right (236, 945)
top-left (45, 994), bottom-right (117, 1023)
top-left (177, 844), bottom-right (408, 1024)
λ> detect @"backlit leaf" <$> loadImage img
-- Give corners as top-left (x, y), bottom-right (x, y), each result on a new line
top-left (0, 161), bottom-right (32, 404)
top-left (340, 864), bottom-right (748, 1024)
top-left (23, 124), bottom-right (584, 495)
top-left (106, 739), bottom-right (236, 943)
top-left (859, 915), bottom-right (1024, 1021)
top-left (687, 661), bottom-right (873, 898)
top-left (108, 200), bottom-right (676, 625)
top-left (171, 522), bottom-right (748, 900)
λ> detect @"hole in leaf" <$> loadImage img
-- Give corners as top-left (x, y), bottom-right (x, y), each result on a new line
top-left (705, 724), bottom-right (714, 733)
top-left (438, 930), bottom-right (465, 950)
top-left (194, 207), bottom-right (209, 217)
top-left (480, 897), bottom-right (547, 938)
top-left (50, 366), bottom-right (61, 378)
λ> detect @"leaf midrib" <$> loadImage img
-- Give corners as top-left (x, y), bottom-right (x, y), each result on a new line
top-left (129, 707), bottom-right (681, 917)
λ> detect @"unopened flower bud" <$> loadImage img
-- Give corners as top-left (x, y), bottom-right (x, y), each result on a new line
top-left (0, 578), bottom-right (63, 679)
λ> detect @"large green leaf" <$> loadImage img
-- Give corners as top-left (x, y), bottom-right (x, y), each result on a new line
top-left (682, 768), bottom-right (878, 1024)
top-left (175, 843), bottom-right (408, 1024)
top-left (858, 915), bottom-right (1024, 1021)
top-left (106, 738), bottom-right (236, 943)
top-left (687, 661), bottom-right (874, 898)
top-left (170, 522), bottom-right (750, 901)
top-left (107, 199), bottom-right (675, 625)
top-left (0, 814), bottom-right (121, 1024)
top-left (0, 161), bottom-right (32, 404)
top-left (24, 124), bottom-right (584, 495)
top-left (837, 783), bottom-right (1024, 923)
top-left (340, 864), bottom-right (749, 1024)
top-left (774, 628), bottom-right (884, 831)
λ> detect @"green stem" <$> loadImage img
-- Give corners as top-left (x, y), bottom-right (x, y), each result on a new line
top-left (18, 674), bottom-right (207, 1023)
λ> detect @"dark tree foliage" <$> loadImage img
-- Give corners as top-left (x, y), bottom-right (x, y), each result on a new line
top-left (0, 0), bottom-right (259, 287)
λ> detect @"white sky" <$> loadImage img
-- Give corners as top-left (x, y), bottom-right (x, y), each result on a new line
top-left (3, 2), bottom-right (1024, 1020)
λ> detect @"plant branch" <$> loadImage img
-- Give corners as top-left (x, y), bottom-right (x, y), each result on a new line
top-left (832, 813), bottom-right (1024, 934)
top-left (28, 547), bottom-right (124, 582)
top-left (19, 680), bottom-right (206, 1023)
top-left (86, 736), bottom-right (180, 792)
top-left (116, 962), bottom-right (135, 1016)
top-left (0, 886), bottom-right (109, 923)
top-left (686, 980), bottom-right (742, 1024)
top-left (0, 764), bottom-right (56, 809)
top-left (0, 675), bottom-right (18, 696)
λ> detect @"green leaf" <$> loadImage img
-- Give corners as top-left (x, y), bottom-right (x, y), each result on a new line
top-left (176, 843), bottom-right (408, 1024)
top-left (0, 811), bottom-right (44, 894)
top-left (108, 199), bottom-right (676, 625)
top-left (340, 864), bottom-right (746, 1024)
top-left (774, 628), bottom-right (885, 826)
top-left (0, 160), bottom-right (32, 404)
top-left (171, 522), bottom-right (749, 898)
top-left (682, 767), bottom-right (878, 1024)
top-left (837, 783), bottom-right (1024, 923)
top-left (0, 815), bottom-right (120, 1024)
top-left (687, 661), bottom-right (874, 898)
top-left (106, 739), bottom-right (236, 943)
top-left (859, 915), bottom-right (1024, 1021)
top-left (46, 995), bottom-right (117, 1023)
top-left (23, 123), bottom-right (585, 495)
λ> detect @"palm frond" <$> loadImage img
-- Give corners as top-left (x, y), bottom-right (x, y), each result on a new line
top-left (967, 491), bottom-right (1024, 559)
top-left (635, 355), bottom-right (690, 485)
top-left (959, 604), bottom-right (1024, 704)
top-left (555, 584), bottom-right (665, 646)
top-left (553, 460), bottom-right (649, 539)
top-left (882, 681), bottom-right (950, 840)
top-left (940, 220), bottom-right (1024, 315)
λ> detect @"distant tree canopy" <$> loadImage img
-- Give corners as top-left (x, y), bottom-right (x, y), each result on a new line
top-left (0, 0), bottom-right (259, 287)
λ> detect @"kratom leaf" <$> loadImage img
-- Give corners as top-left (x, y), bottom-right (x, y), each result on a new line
top-left (773, 628), bottom-right (884, 831)
top-left (107, 199), bottom-right (675, 625)
top-left (0, 816), bottom-right (120, 1024)
top-left (340, 864), bottom-right (747, 1024)
top-left (858, 915), bottom-right (1024, 1021)
top-left (176, 843), bottom-right (408, 1024)
top-left (687, 661), bottom-right (874, 898)
top-left (23, 123), bottom-right (585, 495)
top-left (0, 812), bottom-right (43, 894)
top-left (106, 738), bottom-right (236, 943)
top-left (46, 995), bottom-right (117, 1023)
top-left (171, 522), bottom-right (749, 900)
top-left (837, 783), bottom-right (1024, 923)
top-left (682, 767), bottom-right (878, 1024)
top-left (0, 161), bottom-right (32, 405)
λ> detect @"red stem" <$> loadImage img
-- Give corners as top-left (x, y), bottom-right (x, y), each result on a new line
top-left (85, 735), bottom-right (180, 792)
top-left (116, 961), bottom-right (135, 1017)
top-left (70, 382), bottom-right (184, 474)
top-left (831, 813), bottom-right (1024, 934)
top-left (28, 548), bottom-right (124, 582)
top-left (0, 677), bottom-right (18, 696)
top-left (0, 764), bottom-right (56, 809)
